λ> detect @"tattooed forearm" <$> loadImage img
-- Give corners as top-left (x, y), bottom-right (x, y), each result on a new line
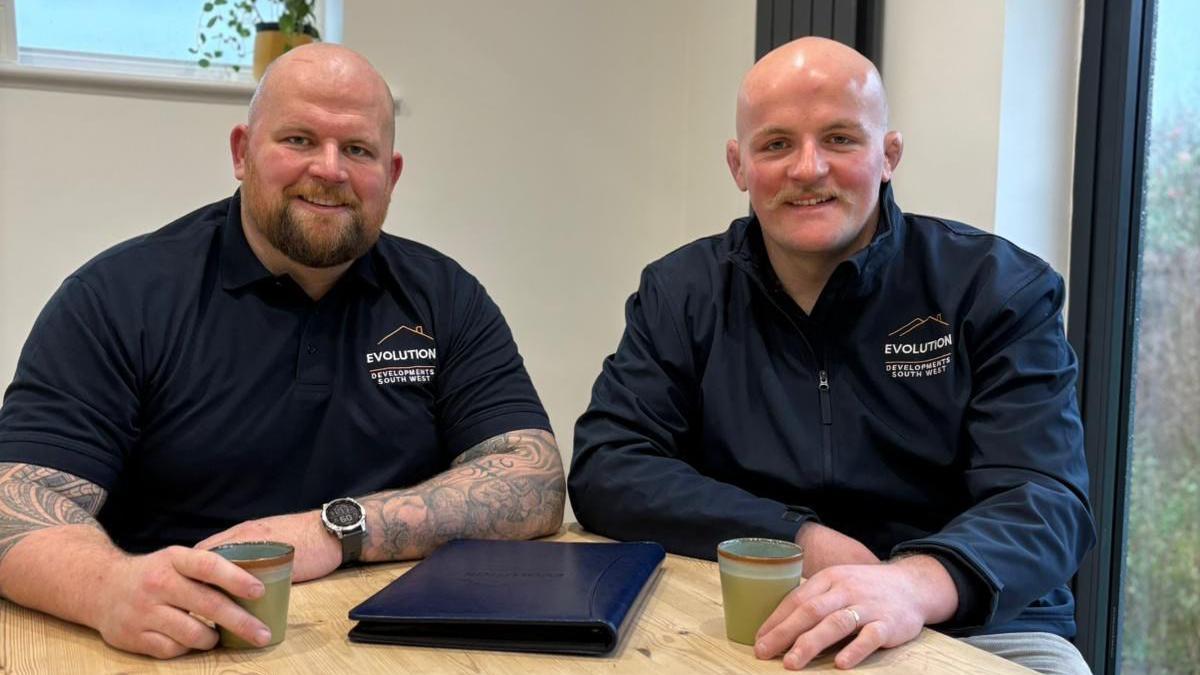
top-left (359, 429), bottom-right (565, 561)
top-left (0, 463), bottom-right (107, 562)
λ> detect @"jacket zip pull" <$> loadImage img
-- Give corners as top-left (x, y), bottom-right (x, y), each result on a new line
top-left (818, 370), bottom-right (832, 425)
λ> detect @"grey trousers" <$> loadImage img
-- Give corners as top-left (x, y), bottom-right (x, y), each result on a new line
top-left (962, 632), bottom-right (1092, 675)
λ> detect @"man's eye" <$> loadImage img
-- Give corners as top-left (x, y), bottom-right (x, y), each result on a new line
top-left (284, 136), bottom-right (310, 146)
top-left (828, 135), bottom-right (854, 145)
top-left (345, 145), bottom-right (371, 158)
top-left (765, 139), bottom-right (789, 151)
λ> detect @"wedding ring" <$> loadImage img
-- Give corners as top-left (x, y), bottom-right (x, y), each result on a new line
top-left (845, 607), bottom-right (861, 629)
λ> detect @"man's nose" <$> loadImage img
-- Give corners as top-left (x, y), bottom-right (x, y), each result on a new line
top-left (786, 140), bottom-right (829, 182)
top-left (308, 142), bottom-right (349, 182)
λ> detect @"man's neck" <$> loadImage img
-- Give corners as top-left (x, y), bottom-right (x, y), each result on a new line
top-left (763, 218), bottom-right (878, 316)
top-left (241, 217), bottom-right (351, 302)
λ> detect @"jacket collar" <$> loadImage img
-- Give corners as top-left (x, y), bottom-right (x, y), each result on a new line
top-left (219, 190), bottom-right (384, 293)
top-left (728, 182), bottom-right (905, 304)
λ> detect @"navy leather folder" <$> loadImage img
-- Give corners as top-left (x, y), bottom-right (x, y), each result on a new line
top-left (347, 539), bottom-right (665, 655)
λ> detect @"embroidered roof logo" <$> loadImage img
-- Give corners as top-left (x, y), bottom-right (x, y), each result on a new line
top-left (377, 324), bottom-right (434, 345)
top-left (883, 313), bottom-right (953, 379)
top-left (368, 324), bottom-right (437, 386)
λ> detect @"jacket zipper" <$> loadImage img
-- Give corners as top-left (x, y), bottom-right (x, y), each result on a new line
top-left (818, 368), bottom-right (833, 483)
top-left (732, 258), bottom-right (835, 485)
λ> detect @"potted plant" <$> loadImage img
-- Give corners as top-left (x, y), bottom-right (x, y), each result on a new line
top-left (192, 0), bottom-right (320, 79)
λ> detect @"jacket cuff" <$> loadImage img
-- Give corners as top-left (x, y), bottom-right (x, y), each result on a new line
top-left (923, 552), bottom-right (989, 630)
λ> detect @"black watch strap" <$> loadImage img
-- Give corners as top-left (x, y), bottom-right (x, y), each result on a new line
top-left (339, 529), bottom-right (363, 566)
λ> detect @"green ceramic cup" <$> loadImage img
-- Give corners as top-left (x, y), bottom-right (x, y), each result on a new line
top-left (209, 541), bottom-right (295, 648)
top-left (717, 538), bottom-right (805, 645)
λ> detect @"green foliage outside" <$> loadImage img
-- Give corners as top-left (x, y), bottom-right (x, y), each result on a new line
top-left (1119, 71), bottom-right (1200, 675)
top-left (190, 0), bottom-right (318, 70)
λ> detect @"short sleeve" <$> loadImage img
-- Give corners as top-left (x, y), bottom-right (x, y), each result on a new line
top-left (0, 277), bottom-right (141, 489)
top-left (433, 273), bottom-right (550, 457)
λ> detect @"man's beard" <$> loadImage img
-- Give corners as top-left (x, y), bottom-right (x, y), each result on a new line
top-left (266, 202), bottom-right (372, 268)
top-left (244, 181), bottom-right (378, 269)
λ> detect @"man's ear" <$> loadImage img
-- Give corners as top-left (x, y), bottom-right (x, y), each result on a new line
top-left (726, 139), bottom-right (748, 192)
top-left (230, 124), bottom-right (250, 180)
top-left (881, 130), bottom-right (904, 183)
top-left (388, 152), bottom-right (403, 191)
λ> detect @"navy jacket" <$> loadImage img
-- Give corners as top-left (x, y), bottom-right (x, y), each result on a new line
top-left (570, 185), bottom-right (1095, 637)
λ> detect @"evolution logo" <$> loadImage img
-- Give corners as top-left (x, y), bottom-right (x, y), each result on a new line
top-left (883, 314), bottom-right (953, 379)
top-left (365, 324), bottom-right (437, 386)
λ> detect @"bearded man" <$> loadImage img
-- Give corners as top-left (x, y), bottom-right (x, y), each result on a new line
top-left (0, 44), bottom-right (563, 659)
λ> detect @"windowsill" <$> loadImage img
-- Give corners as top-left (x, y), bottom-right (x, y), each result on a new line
top-left (0, 60), bottom-right (257, 104)
top-left (0, 58), bottom-right (405, 109)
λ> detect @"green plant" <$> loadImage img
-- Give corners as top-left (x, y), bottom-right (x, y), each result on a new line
top-left (191, 0), bottom-right (319, 70)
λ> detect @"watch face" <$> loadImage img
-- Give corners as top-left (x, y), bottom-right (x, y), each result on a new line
top-left (326, 500), bottom-right (362, 528)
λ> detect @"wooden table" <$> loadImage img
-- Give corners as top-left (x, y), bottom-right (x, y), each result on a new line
top-left (0, 527), bottom-right (1031, 673)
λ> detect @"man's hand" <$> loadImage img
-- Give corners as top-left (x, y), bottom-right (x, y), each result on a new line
top-left (794, 522), bottom-right (880, 574)
top-left (754, 555), bottom-right (957, 670)
top-left (194, 511), bottom-right (340, 582)
top-left (91, 546), bottom-right (271, 659)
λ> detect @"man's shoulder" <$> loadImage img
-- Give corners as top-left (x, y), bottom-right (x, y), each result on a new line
top-left (73, 197), bottom-right (230, 286)
top-left (372, 232), bottom-right (473, 282)
top-left (901, 212), bottom-right (1053, 281)
top-left (642, 219), bottom-right (744, 289)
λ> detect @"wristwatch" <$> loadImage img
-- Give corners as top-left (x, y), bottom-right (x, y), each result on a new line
top-left (321, 497), bottom-right (366, 566)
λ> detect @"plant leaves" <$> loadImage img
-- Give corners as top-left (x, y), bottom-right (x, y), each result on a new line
top-left (206, 16), bottom-right (218, 28)
top-left (199, 58), bottom-right (211, 67)
top-left (203, 2), bottom-right (213, 11)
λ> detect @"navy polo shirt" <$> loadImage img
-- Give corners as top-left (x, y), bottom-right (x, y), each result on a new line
top-left (0, 193), bottom-right (550, 553)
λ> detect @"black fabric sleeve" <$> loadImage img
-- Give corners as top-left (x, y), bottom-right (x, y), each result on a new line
top-left (0, 277), bottom-right (140, 490)
top-left (569, 268), bottom-right (815, 561)
top-left (434, 271), bottom-right (551, 458)
top-left (890, 265), bottom-right (1096, 629)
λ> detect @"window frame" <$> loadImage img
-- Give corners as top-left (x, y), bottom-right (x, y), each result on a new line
top-left (1067, 0), bottom-right (1157, 673)
top-left (0, 0), bottom-right (342, 103)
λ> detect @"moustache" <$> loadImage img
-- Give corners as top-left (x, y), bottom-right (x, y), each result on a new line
top-left (286, 185), bottom-right (360, 209)
top-left (766, 188), bottom-right (845, 210)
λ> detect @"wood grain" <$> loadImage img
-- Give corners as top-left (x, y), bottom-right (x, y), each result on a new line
top-left (0, 527), bottom-right (1032, 674)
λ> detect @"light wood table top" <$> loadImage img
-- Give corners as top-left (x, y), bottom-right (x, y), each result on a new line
top-left (0, 527), bottom-right (1030, 673)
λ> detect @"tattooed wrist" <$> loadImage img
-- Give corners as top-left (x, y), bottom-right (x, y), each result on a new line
top-left (360, 429), bottom-right (565, 561)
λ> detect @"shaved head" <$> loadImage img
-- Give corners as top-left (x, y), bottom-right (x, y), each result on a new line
top-left (249, 43), bottom-right (396, 148)
top-left (231, 43), bottom-right (403, 277)
top-left (725, 37), bottom-right (902, 289)
top-left (736, 37), bottom-right (889, 141)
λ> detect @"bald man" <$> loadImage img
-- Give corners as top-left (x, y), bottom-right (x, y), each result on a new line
top-left (0, 44), bottom-right (563, 658)
top-left (570, 38), bottom-right (1093, 673)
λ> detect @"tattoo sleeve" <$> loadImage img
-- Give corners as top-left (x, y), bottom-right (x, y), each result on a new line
top-left (0, 462), bottom-right (107, 563)
top-left (359, 428), bottom-right (566, 561)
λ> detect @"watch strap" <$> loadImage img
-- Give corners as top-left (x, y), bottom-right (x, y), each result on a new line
top-left (339, 528), bottom-right (364, 566)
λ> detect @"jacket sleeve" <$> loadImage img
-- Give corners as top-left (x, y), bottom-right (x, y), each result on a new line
top-left (569, 268), bottom-right (814, 560)
top-left (891, 264), bottom-right (1096, 629)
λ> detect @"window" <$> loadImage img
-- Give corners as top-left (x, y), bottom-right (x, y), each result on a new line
top-left (1, 0), bottom-right (342, 84)
top-left (1069, 0), bottom-right (1199, 672)
top-left (1119, 0), bottom-right (1200, 671)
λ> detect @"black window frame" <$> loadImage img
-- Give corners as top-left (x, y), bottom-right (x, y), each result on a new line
top-left (1068, 1), bottom-right (1156, 674)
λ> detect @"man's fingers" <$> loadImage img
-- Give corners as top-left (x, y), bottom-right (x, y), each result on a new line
top-left (150, 606), bottom-right (220, 651)
top-left (169, 546), bottom-right (263, 599)
top-left (834, 620), bottom-right (888, 669)
top-left (134, 630), bottom-right (191, 660)
top-left (782, 604), bottom-right (861, 670)
top-left (169, 578), bottom-right (271, 648)
top-left (754, 590), bottom-right (846, 659)
top-left (755, 576), bottom-right (828, 639)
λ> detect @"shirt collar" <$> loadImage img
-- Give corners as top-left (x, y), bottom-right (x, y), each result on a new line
top-left (219, 190), bottom-right (384, 293)
top-left (729, 182), bottom-right (905, 301)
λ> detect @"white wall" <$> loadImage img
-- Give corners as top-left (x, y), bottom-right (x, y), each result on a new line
top-left (0, 2), bottom-right (755, 519)
top-left (882, 0), bottom-right (1082, 278)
